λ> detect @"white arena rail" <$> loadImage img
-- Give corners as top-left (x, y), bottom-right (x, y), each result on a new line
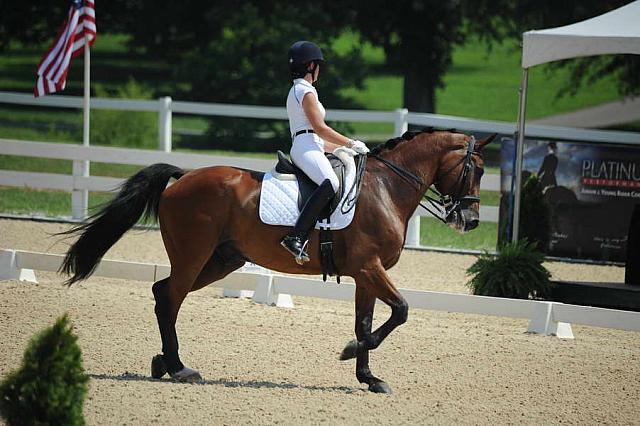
top-left (3, 248), bottom-right (640, 339)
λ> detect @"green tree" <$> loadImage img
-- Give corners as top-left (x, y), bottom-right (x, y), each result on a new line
top-left (351, 0), bottom-right (639, 114)
top-left (168, 2), bottom-right (366, 150)
top-left (104, 0), bottom-right (367, 151)
top-left (0, 0), bottom-right (136, 50)
top-left (4, 0), bottom-right (636, 119)
top-left (351, 0), bottom-right (465, 113)
top-left (468, 0), bottom-right (639, 98)
top-left (0, 314), bottom-right (88, 426)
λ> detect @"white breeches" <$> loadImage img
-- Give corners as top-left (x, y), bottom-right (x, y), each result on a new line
top-left (290, 133), bottom-right (340, 192)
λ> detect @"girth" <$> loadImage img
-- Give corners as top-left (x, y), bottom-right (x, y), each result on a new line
top-left (274, 150), bottom-right (345, 216)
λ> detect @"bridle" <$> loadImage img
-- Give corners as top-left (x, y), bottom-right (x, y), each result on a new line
top-left (370, 136), bottom-right (480, 224)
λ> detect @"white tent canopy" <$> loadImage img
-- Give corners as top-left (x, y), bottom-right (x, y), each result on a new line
top-left (522, 1), bottom-right (640, 67)
top-left (512, 1), bottom-right (640, 242)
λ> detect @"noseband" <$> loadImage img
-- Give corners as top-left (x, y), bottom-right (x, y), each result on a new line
top-left (370, 136), bottom-right (480, 224)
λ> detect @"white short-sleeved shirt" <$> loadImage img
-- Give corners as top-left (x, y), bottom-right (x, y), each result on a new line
top-left (286, 78), bottom-right (326, 137)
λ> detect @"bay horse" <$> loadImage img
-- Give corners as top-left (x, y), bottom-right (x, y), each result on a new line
top-left (60, 129), bottom-right (494, 394)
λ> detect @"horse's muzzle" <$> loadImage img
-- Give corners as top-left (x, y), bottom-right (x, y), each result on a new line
top-left (461, 209), bottom-right (479, 232)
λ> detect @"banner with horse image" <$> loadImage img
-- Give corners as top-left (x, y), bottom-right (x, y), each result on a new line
top-left (499, 137), bottom-right (640, 262)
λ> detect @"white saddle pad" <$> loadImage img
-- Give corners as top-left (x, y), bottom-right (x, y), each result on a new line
top-left (259, 148), bottom-right (358, 230)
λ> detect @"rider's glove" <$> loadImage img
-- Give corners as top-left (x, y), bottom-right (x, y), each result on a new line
top-left (351, 140), bottom-right (370, 155)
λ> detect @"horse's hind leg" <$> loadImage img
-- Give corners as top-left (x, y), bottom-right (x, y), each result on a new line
top-left (151, 267), bottom-right (205, 382)
top-left (150, 210), bottom-right (218, 381)
top-left (151, 247), bottom-right (245, 381)
top-left (151, 277), bottom-right (179, 379)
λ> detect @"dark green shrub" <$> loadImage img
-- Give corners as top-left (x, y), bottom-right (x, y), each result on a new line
top-left (91, 78), bottom-right (158, 149)
top-left (520, 174), bottom-right (552, 252)
top-left (0, 314), bottom-right (88, 426)
top-left (466, 240), bottom-right (552, 299)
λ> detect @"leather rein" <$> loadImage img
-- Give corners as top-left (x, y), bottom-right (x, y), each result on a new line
top-left (369, 136), bottom-right (480, 224)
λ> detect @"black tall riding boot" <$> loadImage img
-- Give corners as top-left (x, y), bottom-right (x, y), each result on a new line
top-left (281, 179), bottom-right (336, 264)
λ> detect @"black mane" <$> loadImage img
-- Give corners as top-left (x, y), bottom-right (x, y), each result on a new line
top-left (369, 127), bottom-right (457, 155)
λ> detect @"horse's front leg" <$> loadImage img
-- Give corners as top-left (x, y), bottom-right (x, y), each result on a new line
top-left (340, 261), bottom-right (408, 394)
top-left (351, 285), bottom-right (392, 394)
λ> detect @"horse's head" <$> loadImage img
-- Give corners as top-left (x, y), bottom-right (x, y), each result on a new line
top-left (432, 133), bottom-right (496, 233)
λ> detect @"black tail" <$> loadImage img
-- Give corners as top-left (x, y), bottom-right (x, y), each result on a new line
top-left (59, 163), bottom-right (185, 285)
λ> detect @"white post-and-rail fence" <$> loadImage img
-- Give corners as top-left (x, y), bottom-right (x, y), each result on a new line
top-left (2, 91), bottom-right (639, 246)
top-left (0, 137), bottom-right (499, 246)
top-left (2, 248), bottom-right (640, 339)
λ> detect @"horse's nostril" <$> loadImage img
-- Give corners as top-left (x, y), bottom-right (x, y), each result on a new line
top-left (465, 218), bottom-right (479, 231)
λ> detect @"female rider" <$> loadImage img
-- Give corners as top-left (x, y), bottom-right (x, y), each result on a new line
top-left (281, 40), bottom-right (369, 263)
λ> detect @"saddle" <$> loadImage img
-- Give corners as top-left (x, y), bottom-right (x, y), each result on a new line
top-left (273, 150), bottom-right (346, 218)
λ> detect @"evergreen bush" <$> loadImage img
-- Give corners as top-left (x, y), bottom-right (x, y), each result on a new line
top-left (0, 314), bottom-right (88, 426)
top-left (466, 240), bottom-right (553, 299)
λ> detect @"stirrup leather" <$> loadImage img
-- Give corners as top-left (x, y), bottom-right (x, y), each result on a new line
top-left (280, 236), bottom-right (310, 265)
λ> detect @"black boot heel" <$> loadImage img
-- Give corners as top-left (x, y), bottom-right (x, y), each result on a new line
top-left (280, 235), bottom-right (310, 263)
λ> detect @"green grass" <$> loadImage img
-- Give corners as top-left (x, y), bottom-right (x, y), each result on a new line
top-left (0, 155), bottom-right (146, 177)
top-left (335, 34), bottom-right (622, 122)
top-left (439, 41), bottom-right (621, 121)
top-left (0, 188), bottom-right (112, 217)
top-left (332, 31), bottom-right (385, 65)
top-left (420, 217), bottom-right (497, 251)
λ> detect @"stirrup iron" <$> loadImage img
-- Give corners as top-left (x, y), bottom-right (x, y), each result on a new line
top-left (294, 239), bottom-right (310, 265)
top-left (280, 237), bottom-right (310, 264)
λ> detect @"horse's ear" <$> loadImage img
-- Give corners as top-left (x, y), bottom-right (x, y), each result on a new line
top-left (476, 133), bottom-right (497, 149)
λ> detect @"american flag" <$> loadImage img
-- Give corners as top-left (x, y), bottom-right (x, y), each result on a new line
top-left (34, 0), bottom-right (96, 97)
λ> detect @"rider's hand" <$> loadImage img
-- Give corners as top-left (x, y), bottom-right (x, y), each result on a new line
top-left (351, 140), bottom-right (370, 155)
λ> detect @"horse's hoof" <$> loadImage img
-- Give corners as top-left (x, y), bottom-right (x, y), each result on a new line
top-left (171, 367), bottom-right (203, 383)
top-left (369, 381), bottom-right (392, 394)
top-left (339, 339), bottom-right (361, 361)
top-left (151, 354), bottom-right (167, 379)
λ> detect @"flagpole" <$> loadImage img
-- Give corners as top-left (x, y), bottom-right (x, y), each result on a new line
top-left (36, 0), bottom-right (95, 219)
top-left (83, 39), bottom-right (90, 148)
top-left (74, 36), bottom-right (90, 219)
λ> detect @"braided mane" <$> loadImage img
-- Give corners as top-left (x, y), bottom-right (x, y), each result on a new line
top-left (370, 127), bottom-right (458, 155)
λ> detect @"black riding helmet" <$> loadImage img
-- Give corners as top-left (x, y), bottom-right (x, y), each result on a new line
top-left (288, 41), bottom-right (324, 79)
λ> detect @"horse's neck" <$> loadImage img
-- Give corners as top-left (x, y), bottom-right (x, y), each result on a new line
top-left (377, 139), bottom-right (447, 220)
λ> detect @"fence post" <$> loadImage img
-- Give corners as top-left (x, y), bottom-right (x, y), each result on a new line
top-left (394, 108), bottom-right (408, 136)
top-left (0, 249), bottom-right (37, 282)
top-left (71, 159), bottom-right (89, 220)
top-left (396, 108), bottom-right (420, 246)
top-left (158, 96), bottom-right (172, 152)
top-left (253, 274), bottom-right (294, 308)
top-left (527, 302), bottom-right (574, 338)
top-left (406, 214), bottom-right (421, 247)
